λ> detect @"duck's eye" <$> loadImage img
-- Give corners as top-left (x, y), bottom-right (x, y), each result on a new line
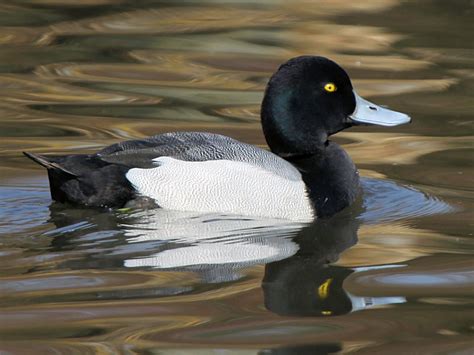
top-left (324, 83), bottom-right (337, 92)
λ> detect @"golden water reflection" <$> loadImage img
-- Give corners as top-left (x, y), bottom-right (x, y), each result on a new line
top-left (0, 0), bottom-right (473, 353)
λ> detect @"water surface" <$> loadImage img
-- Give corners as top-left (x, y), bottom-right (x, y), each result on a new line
top-left (0, 0), bottom-right (473, 354)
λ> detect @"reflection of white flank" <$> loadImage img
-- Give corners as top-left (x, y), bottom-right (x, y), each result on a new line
top-left (122, 210), bottom-right (304, 270)
top-left (125, 242), bottom-right (297, 268)
top-left (122, 209), bottom-right (302, 242)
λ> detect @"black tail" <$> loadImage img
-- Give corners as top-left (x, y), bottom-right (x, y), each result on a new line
top-left (23, 152), bottom-right (77, 178)
top-left (23, 151), bottom-right (134, 207)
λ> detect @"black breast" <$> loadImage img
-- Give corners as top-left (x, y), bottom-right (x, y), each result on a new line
top-left (287, 142), bottom-right (360, 218)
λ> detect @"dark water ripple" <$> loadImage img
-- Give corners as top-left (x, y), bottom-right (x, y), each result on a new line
top-left (359, 177), bottom-right (455, 224)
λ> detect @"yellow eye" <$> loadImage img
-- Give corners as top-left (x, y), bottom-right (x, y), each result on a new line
top-left (324, 83), bottom-right (337, 92)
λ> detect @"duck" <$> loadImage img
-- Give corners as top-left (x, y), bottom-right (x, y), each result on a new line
top-left (24, 56), bottom-right (410, 220)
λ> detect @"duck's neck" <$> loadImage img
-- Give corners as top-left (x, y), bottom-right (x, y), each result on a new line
top-left (283, 141), bottom-right (360, 218)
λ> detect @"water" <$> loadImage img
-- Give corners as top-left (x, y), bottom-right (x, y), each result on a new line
top-left (0, 0), bottom-right (473, 353)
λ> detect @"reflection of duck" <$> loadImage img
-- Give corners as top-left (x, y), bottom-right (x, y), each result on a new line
top-left (263, 215), bottom-right (357, 316)
top-left (119, 210), bottom-right (354, 287)
top-left (121, 210), bottom-right (306, 283)
top-left (46, 205), bottom-right (307, 282)
top-left (47, 204), bottom-right (405, 307)
top-left (25, 56), bottom-right (410, 220)
top-left (263, 215), bottom-right (405, 317)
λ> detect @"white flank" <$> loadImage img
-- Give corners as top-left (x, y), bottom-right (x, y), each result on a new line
top-left (126, 157), bottom-right (314, 220)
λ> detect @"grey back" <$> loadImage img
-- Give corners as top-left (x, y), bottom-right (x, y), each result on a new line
top-left (99, 132), bottom-right (301, 181)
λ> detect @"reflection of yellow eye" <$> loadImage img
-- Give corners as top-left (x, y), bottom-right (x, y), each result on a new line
top-left (324, 83), bottom-right (337, 92)
top-left (321, 310), bottom-right (332, 316)
top-left (317, 278), bottom-right (333, 299)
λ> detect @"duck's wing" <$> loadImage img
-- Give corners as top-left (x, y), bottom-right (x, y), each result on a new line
top-left (99, 132), bottom-right (301, 181)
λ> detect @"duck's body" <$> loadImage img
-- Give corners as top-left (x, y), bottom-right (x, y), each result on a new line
top-left (25, 56), bottom-right (410, 220)
top-left (25, 132), bottom-right (357, 220)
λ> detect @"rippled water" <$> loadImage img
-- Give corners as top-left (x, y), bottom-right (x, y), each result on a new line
top-left (0, 0), bottom-right (473, 354)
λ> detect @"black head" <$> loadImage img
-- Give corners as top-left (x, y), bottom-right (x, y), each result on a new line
top-left (261, 56), bottom-right (356, 155)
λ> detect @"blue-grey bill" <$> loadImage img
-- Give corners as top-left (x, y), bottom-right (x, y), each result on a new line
top-left (349, 92), bottom-right (411, 126)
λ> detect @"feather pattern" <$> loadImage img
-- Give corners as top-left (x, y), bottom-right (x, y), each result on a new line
top-left (126, 157), bottom-right (314, 220)
top-left (99, 132), bottom-right (301, 181)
